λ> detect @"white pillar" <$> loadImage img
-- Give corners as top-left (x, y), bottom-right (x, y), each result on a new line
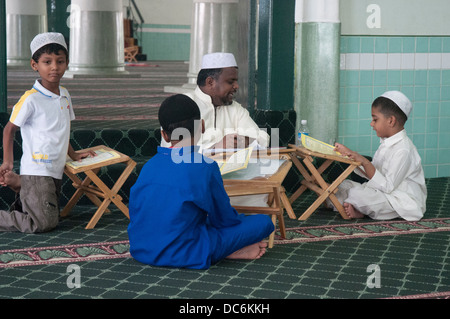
top-left (65, 0), bottom-right (128, 77)
top-left (165, 0), bottom-right (239, 93)
top-left (6, 0), bottom-right (47, 67)
top-left (294, 0), bottom-right (340, 144)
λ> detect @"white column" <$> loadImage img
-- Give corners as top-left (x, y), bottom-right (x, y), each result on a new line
top-left (165, 0), bottom-right (239, 93)
top-left (294, 0), bottom-right (340, 144)
top-left (6, 0), bottom-right (47, 67)
top-left (65, 0), bottom-right (128, 77)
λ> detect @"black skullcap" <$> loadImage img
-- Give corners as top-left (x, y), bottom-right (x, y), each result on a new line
top-left (158, 94), bottom-right (200, 131)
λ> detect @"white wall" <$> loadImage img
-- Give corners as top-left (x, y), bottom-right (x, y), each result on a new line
top-left (125, 0), bottom-right (450, 33)
top-left (340, 0), bottom-right (450, 35)
top-left (123, 0), bottom-right (192, 25)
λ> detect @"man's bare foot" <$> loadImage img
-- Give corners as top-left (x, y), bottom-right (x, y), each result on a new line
top-left (226, 242), bottom-right (268, 260)
top-left (344, 202), bottom-right (364, 219)
top-left (3, 170), bottom-right (21, 193)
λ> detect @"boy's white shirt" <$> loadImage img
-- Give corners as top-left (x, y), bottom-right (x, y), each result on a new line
top-left (355, 129), bottom-right (427, 220)
top-left (10, 79), bottom-right (75, 179)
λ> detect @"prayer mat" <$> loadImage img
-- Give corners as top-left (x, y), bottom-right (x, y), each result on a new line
top-left (273, 217), bottom-right (450, 244)
top-left (385, 291), bottom-right (450, 299)
top-left (2, 217), bottom-right (449, 268)
top-left (0, 241), bottom-right (130, 268)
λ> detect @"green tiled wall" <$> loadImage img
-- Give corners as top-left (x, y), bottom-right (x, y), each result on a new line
top-left (140, 24), bottom-right (190, 61)
top-left (339, 36), bottom-right (450, 178)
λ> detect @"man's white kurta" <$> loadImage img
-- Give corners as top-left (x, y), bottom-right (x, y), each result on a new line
top-left (161, 86), bottom-right (270, 150)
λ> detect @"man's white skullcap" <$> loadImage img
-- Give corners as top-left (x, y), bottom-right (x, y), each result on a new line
top-left (201, 52), bottom-right (237, 69)
top-left (380, 90), bottom-right (412, 118)
top-left (30, 32), bottom-right (67, 56)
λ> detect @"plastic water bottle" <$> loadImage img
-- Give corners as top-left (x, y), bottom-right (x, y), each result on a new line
top-left (297, 120), bottom-right (310, 146)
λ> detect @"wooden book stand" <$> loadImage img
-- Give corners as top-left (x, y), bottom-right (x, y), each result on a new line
top-left (61, 145), bottom-right (136, 229)
top-left (288, 145), bottom-right (361, 220)
top-left (124, 46), bottom-right (139, 62)
top-left (221, 154), bottom-right (295, 248)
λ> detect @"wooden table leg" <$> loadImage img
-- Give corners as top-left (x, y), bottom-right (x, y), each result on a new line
top-left (280, 189), bottom-right (296, 219)
top-left (82, 160), bottom-right (136, 229)
top-left (84, 172), bottom-right (124, 228)
top-left (61, 168), bottom-right (106, 218)
top-left (323, 165), bottom-right (357, 219)
top-left (289, 153), bottom-right (333, 203)
top-left (85, 197), bottom-right (112, 229)
top-left (288, 153), bottom-right (311, 203)
top-left (297, 162), bottom-right (357, 220)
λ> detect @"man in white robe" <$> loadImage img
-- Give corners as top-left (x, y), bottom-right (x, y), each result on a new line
top-left (161, 52), bottom-right (269, 150)
top-left (161, 53), bottom-right (271, 207)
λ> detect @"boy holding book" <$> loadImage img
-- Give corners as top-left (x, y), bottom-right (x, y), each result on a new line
top-left (334, 91), bottom-right (427, 221)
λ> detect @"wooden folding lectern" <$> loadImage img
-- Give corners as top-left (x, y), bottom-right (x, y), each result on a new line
top-left (61, 145), bottom-right (136, 229)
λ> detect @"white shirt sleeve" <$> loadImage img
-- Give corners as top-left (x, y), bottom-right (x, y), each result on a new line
top-left (235, 108), bottom-right (270, 148)
top-left (10, 96), bottom-right (33, 127)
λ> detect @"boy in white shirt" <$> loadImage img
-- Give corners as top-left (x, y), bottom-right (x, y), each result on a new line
top-left (334, 91), bottom-right (427, 221)
top-left (0, 32), bottom-right (94, 233)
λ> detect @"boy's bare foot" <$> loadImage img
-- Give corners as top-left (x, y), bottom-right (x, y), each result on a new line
top-left (344, 202), bottom-right (364, 219)
top-left (3, 170), bottom-right (21, 193)
top-left (226, 241), bottom-right (268, 260)
top-left (0, 172), bottom-right (5, 187)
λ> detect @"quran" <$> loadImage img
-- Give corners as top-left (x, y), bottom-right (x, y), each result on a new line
top-left (301, 134), bottom-right (341, 156)
top-left (215, 147), bottom-right (254, 175)
top-left (66, 148), bottom-right (121, 169)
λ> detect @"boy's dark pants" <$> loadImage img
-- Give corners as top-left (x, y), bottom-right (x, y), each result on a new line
top-left (0, 175), bottom-right (61, 233)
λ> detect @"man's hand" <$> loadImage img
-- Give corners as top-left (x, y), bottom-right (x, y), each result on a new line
top-left (213, 134), bottom-right (254, 149)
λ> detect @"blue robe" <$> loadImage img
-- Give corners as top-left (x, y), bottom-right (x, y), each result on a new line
top-left (127, 146), bottom-right (274, 269)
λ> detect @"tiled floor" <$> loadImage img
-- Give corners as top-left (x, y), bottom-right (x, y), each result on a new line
top-left (1, 62), bottom-right (449, 301)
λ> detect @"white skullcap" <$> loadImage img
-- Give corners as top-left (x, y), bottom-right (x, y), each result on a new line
top-left (201, 52), bottom-right (237, 69)
top-left (380, 91), bottom-right (412, 118)
top-left (30, 32), bottom-right (67, 56)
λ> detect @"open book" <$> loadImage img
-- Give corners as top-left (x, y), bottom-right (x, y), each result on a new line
top-left (66, 148), bottom-right (121, 169)
top-left (301, 134), bottom-right (341, 156)
top-left (215, 147), bottom-right (254, 175)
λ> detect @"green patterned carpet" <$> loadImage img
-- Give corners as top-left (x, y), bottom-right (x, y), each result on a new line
top-left (0, 177), bottom-right (449, 300)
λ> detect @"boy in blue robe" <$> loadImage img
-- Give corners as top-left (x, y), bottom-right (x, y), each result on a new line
top-left (127, 94), bottom-right (274, 269)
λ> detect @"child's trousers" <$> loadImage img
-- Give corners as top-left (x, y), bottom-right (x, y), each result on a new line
top-left (335, 180), bottom-right (401, 220)
top-left (0, 175), bottom-right (62, 233)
